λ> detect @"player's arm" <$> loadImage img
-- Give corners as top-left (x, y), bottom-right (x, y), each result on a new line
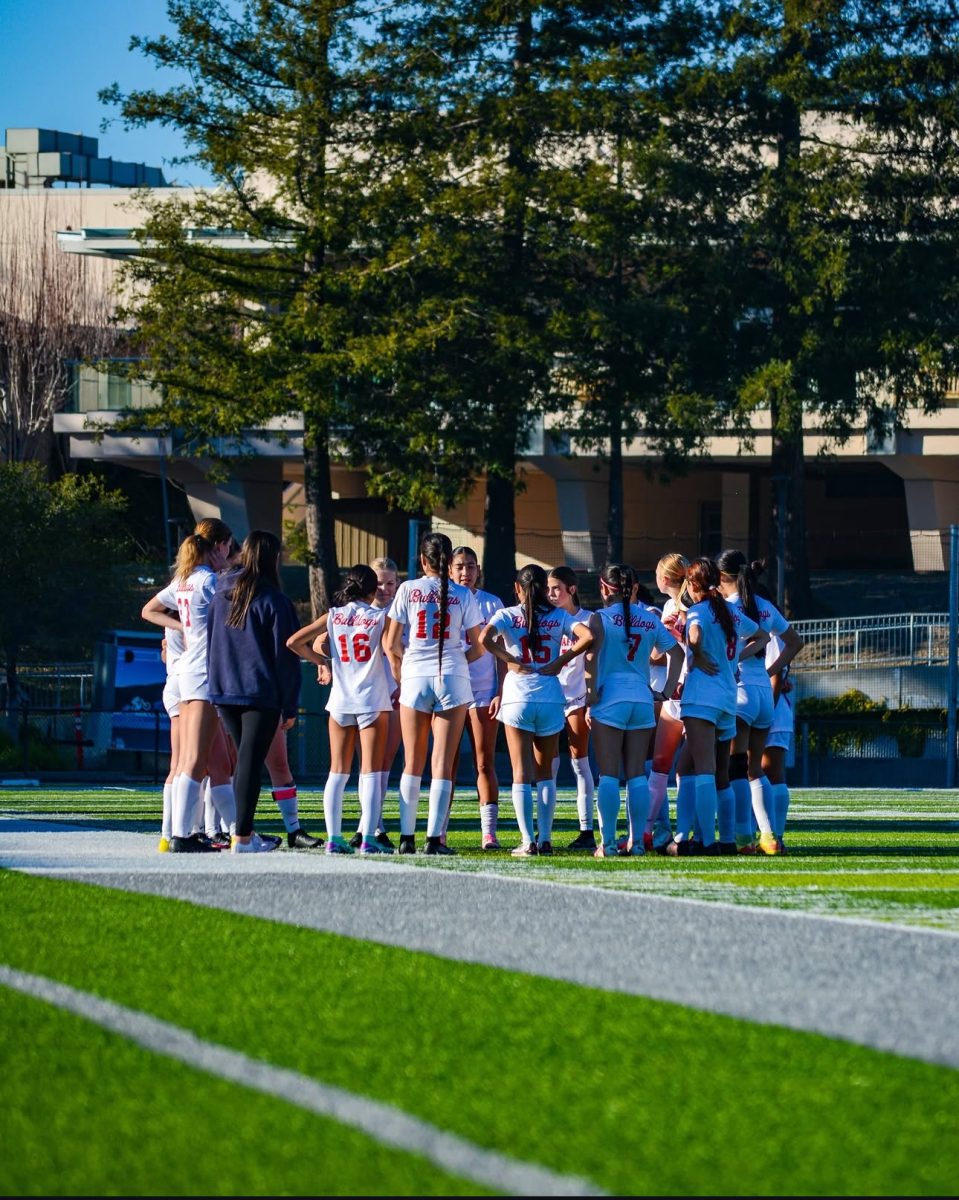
top-left (141, 595), bottom-right (182, 633)
top-left (766, 625), bottom-right (804, 678)
top-left (539, 619), bottom-right (594, 677)
top-left (384, 616), bottom-right (405, 683)
top-left (464, 623), bottom-right (484, 664)
top-left (655, 642), bottom-right (685, 701)
top-left (286, 614), bottom-right (329, 666)
top-left (583, 613), bottom-right (604, 706)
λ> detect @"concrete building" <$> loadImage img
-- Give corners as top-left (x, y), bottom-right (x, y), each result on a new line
top-left (3, 127), bottom-right (957, 573)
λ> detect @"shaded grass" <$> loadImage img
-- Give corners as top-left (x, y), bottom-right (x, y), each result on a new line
top-left (1, 870), bottom-right (958, 1196)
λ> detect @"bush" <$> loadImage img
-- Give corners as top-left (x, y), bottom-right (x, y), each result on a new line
top-left (0, 724), bottom-right (72, 771)
top-left (796, 690), bottom-right (946, 757)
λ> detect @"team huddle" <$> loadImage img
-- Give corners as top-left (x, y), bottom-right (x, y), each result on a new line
top-left (144, 525), bottom-right (803, 858)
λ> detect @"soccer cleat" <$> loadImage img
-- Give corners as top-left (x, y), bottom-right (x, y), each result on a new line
top-left (232, 831), bottom-right (280, 854)
top-left (157, 837), bottom-right (170, 853)
top-left (594, 843), bottom-right (622, 858)
top-left (209, 830), bottom-right (232, 850)
top-left (643, 831), bottom-right (654, 852)
top-left (398, 835), bottom-right (417, 855)
top-left (652, 827), bottom-right (675, 854)
top-left (663, 838), bottom-right (700, 858)
top-left (736, 834), bottom-right (759, 855)
top-left (288, 826), bottom-right (324, 849)
top-left (375, 830), bottom-right (396, 850)
top-left (777, 838), bottom-right (788, 856)
top-left (617, 835), bottom-right (629, 853)
top-left (701, 842), bottom-right (722, 856)
top-left (425, 837), bottom-right (455, 856)
top-left (625, 839), bottom-right (645, 857)
top-left (482, 833), bottom-right (503, 851)
top-left (566, 829), bottom-right (597, 851)
top-left (348, 831), bottom-right (363, 849)
top-left (758, 833), bottom-right (780, 856)
top-left (511, 842), bottom-right (538, 857)
top-left (537, 841), bottom-right (553, 856)
top-left (359, 839), bottom-right (393, 855)
top-left (325, 835), bottom-right (355, 855)
top-left (717, 841), bottom-right (738, 855)
top-left (169, 833), bottom-right (216, 853)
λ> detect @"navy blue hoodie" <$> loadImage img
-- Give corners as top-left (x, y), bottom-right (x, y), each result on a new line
top-left (207, 572), bottom-right (301, 719)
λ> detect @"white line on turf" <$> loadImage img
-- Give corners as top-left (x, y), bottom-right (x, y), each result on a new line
top-left (0, 964), bottom-right (605, 1198)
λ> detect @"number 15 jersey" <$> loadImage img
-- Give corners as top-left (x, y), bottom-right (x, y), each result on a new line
top-left (328, 601), bottom-right (393, 714)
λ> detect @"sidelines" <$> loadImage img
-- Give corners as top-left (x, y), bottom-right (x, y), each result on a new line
top-left (0, 964), bottom-right (605, 1199)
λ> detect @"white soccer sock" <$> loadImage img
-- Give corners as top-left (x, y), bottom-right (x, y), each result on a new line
top-left (209, 782), bottom-right (237, 835)
top-left (761, 775), bottom-right (774, 833)
top-left (272, 784), bottom-right (300, 833)
top-left (717, 785), bottom-right (736, 843)
top-left (675, 775), bottom-right (695, 842)
top-left (511, 783), bottom-right (534, 845)
top-left (647, 770), bottom-right (669, 832)
top-left (732, 776), bottom-right (752, 839)
top-left (376, 771), bottom-right (390, 834)
top-left (323, 772), bottom-right (349, 838)
top-left (358, 773), bottom-right (378, 840)
top-left (571, 756), bottom-right (594, 830)
top-left (536, 779), bottom-right (557, 844)
top-left (440, 786), bottom-right (454, 838)
top-left (161, 782), bottom-right (173, 840)
top-left (626, 775), bottom-right (649, 846)
top-left (694, 774), bottom-right (718, 846)
top-left (201, 776), bottom-right (215, 836)
top-left (750, 776), bottom-right (773, 836)
top-left (596, 775), bottom-right (621, 849)
top-left (772, 783), bottom-right (790, 840)
top-left (480, 802), bottom-right (498, 837)
top-left (427, 779), bottom-right (453, 838)
top-left (173, 774), bottom-right (201, 840)
top-left (399, 773), bottom-right (422, 836)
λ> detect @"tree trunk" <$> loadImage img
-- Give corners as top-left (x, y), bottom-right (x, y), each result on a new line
top-left (769, 399), bottom-right (813, 618)
top-left (302, 412), bottom-right (339, 617)
top-left (483, 471), bottom-right (517, 606)
top-left (606, 411), bottom-right (624, 563)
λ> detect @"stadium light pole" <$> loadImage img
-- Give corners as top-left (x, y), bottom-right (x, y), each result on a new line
top-left (948, 524), bottom-right (958, 788)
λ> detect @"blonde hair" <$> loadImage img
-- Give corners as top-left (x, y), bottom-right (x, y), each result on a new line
top-left (174, 517), bottom-right (232, 581)
top-left (657, 552), bottom-right (689, 588)
top-left (370, 556), bottom-right (398, 574)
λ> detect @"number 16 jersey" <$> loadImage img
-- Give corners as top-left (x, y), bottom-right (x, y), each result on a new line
top-left (328, 601), bottom-right (393, 714)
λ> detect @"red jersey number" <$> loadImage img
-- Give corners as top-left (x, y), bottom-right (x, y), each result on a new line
top-left (338, 632), bottom-right (372, 663)
top-left (519, 634), bottom-right (552, 665)
top-left (415, 609), bottom-right (451, 641)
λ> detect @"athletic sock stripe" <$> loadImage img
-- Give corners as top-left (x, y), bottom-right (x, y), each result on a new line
top-left (0, 965), bottom-right (605, 1198)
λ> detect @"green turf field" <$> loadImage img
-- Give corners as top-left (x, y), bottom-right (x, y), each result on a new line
top-left (2, 786), bottom-right (958, 1195)
top-left (3, 785), bottom-right (958, 930)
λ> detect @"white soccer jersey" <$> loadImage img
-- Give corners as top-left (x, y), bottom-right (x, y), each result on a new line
top-left (681, 599), bottom-right (760, 709)
top-left (593, 603), bottom-right (677, 704)
top-left (154, 565), bottom-right (217, 680)
top-left (164, 627), bottom-right (185, 675)
top-left (327, 601), bottom-right (393, 714)
top-left (727, 590), bottom-right (790, 681)
top-left (766, 633), bottom-right (795, 735)
top-left (557, 606), bottom-right (591, 701)
top-left (464, 589), bottom-right (503, 697)
top-left (489, 604), bottom-right (583, 705)
top-left (389, 575), bottom-right (482, 678)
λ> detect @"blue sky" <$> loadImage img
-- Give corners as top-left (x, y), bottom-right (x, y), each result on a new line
top-left (0, 0), bottom-right (214, 185)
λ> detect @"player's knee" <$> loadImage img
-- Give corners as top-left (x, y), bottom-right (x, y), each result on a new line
top-left (729, 752), bottom-right (749, 781)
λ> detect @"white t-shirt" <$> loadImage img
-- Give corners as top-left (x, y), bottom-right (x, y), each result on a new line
top-left (389, 575), bottom-right (482, 679)
top-left (488, 604), bottom-right (583, 705)
top-left (727, 591), bottom-right (790, 682)
top-left (465, 589), bottom-right (503, 696)
top-left (154, 565), bottom-right (217, 681)
top-left (681, 599), bottom-right (760, 710)
top-left (593, 602), bottom-right (677, 704)
top-left (557, 606), bottom-right (591, 702)
top-left (327, 601), bottom-right (393, 714)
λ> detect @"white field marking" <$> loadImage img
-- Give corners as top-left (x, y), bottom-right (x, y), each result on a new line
top-left (0, 965), bottom-right (605, 1199)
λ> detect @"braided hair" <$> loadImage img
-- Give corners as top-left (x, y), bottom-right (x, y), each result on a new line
top-left (686, 557), bottom-right (736, 643)
top-left (333, 563), bottom-right (378, 608)
top-left (516, 564), bottom-right (551, 652)
top-left (600, 562), bottom-right (636, 644)
top-left (420, 531), bottom-right (453, 673)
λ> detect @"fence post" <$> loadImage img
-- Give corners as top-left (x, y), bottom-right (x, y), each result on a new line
top-left (948, 525), bottom-right (958, 788)
top-left (801, 721), bottom-right (809, 787)
top-left (74, 706), bottom-right (84, 770)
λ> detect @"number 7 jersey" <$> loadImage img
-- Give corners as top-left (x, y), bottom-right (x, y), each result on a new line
top-left (328, 601), bottom-right (393, 714)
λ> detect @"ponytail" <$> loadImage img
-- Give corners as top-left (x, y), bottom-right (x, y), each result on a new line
top-left (333, 563), bottom-right (378, 608)
top-left (419, 531), bottom-right (454, 673)
top-left (687, 557), bottom-right (736, 643)
top-left (516, 564), bottom-right (550, 651)
top-left (716, 547), bottom-right (760, 622)
top-left (600, 562), bottom-right (636, 644)
top-left (174, 517), bottom-right (231, 581)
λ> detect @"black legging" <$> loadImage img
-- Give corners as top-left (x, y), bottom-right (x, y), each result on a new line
top-left (217, 705), bottom-right (281, 837)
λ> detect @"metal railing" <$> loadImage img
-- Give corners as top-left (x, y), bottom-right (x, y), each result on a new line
top-left (6, 665), bottom-right (93, 710)
top-left (790, 613), bottom-right (949, 670)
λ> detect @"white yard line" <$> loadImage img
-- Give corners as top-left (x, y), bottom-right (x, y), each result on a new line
top-left (0, 965), bottom-right (604, 1198)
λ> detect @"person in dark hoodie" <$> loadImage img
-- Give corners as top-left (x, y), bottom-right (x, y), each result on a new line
top-left (207, 530), bottom-right (302, 854)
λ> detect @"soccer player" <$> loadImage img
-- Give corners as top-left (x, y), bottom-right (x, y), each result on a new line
top-left (763, 631), bottom-right (798, 853)
top-left (384, 532), bottom-right (484, 856)
top-left (547, 566), bottom-right (597, 851)
top-left (479, 565), bottom-right (593, 857)
top-left (647, 553), bottom-right (691, 849)
top-left (585, 563), bottom-right (684, 857)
